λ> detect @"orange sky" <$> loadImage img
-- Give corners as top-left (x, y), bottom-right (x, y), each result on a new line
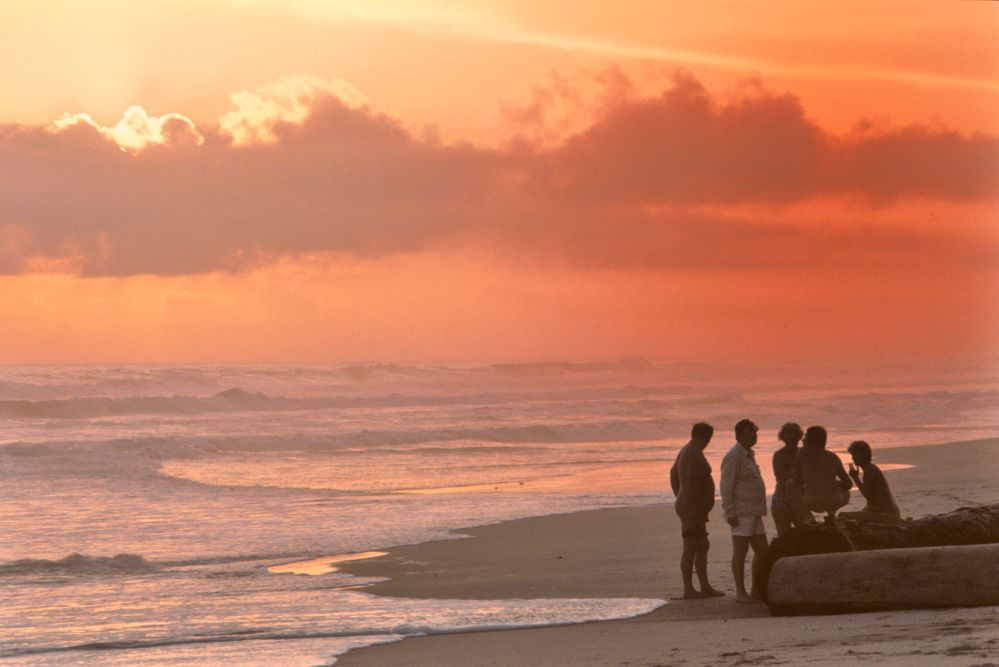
top-left (0, 1), bottom-right (996, 364)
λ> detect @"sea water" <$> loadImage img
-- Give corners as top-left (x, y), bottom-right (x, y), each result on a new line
top-left (2, 360), bottom-right (997, 665)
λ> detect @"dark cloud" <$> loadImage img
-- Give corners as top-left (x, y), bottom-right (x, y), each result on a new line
top-left (532, 73), bottom-right (826, 204)
top-left (0, 73), bottom-right (994, 276)
top-left (533, 72), bottom-right (998, 205)
top-left (0, 98), bottom-right (499, 275)
top-left (830, 126), bottom-right (999, 202)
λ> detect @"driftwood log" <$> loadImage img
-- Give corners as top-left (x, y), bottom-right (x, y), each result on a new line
top-left (763, 504), bottom-right (999, 615)
top-left (767, 543), bottom-right (999, 615)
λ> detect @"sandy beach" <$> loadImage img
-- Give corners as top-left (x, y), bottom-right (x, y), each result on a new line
top-left (338, 438), bottom-right (999, 666)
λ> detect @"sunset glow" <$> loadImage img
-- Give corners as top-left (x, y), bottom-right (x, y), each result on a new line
top-left (1, 1), bottom-right (996, 364)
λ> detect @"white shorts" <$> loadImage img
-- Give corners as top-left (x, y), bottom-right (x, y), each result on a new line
top-left (731, 516), bottom-right (766, 537)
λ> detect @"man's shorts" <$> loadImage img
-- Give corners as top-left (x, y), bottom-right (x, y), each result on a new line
top-left (680, 513), bottom-right (708, 538)
top-left (730, 516), bottom-right (766, 537)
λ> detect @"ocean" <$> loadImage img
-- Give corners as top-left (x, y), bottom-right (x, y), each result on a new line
top-left (2, 360), bottom-right (997, 665)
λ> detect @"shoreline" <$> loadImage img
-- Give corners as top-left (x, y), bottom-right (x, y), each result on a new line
top-left (337, 437), bottom-right (999, 665)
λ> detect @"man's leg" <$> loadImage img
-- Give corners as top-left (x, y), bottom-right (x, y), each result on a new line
top-left (825, 488), bottom-right (852, 523)
top-left (772, 501), bottom-right (792, 537)
top-left (695, 535), bottom-right (723, 596)
top-left (680, 536), bottom-right (698, 597)
top-left (748, 533), bottom-right (770, 600)
top-left (731, 535), bottom-right (751, 601)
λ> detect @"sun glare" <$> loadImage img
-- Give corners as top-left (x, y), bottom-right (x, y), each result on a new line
top-left (52, 106), bottom-right (204, 152)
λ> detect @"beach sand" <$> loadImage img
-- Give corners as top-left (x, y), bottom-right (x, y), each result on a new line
top-left (338, 439), bottom-right (999, 665)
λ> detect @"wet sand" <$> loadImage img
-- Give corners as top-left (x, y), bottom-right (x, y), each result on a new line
top-left (338, 438), bottom-right (999, 665)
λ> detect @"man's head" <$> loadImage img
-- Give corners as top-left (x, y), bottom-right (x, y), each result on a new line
top-left (778, 422), bottom-right (803, 445)
top-left (690, 421), bottom-right (714, 447)
top-left (803, 426), bottom-right (828, 449)
top-left (848, 440), bottom-right (872, 464)
top-left (734, 419), bottom-right (758, 447)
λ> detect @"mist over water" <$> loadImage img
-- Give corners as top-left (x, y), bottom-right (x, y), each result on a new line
top-left (2, 361), bottom-right (996, 664)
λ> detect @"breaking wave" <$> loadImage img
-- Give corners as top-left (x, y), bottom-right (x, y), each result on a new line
top-left (0, 553), bottom-right (159, 576)
top-left (3, 386), bottom-right (995, 425)
top-left (0, 387), bottom-right (597, 419)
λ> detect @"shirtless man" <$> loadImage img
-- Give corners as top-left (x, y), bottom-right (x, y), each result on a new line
top-left (669, 422), bottom-right (724, 598)
top-left (841, 440), bottom-right (901, 523)
top-left (792, 426), bottom-right (852, 524)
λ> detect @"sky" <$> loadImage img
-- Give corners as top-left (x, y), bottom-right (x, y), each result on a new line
top-left (0, 0), bottom-right (997, 364)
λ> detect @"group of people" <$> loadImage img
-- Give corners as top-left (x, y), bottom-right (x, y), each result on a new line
top-left (668, 419), bottom-right (901, 602)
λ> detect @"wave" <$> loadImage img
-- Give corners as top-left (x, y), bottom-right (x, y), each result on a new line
top-left (0, 417), bottom-right (686, 486)
top-left (0, 630), bottom-right (397, 660)
top-left (2, 381), bottom-right (994, 426)
top-left (0, 417), bottom-right (685, 459)
top-left (330, 418), bottom-right (685, 447)
top-left (0, 387), bottom-right (588, 419)
top-left (0, 361), bottom-right (656, 403)
top-left (0, 383), bottom-right (711, 420)
top-left (0, 389), bottom-right (298, 419)
top-left (489, 358), bottom-right (654, 376)
top-left (1, 599), bottom-right (663, 660)
top-left (0, 553), bottom-right (159, 576)
top-left (0, 550), bottom-right (339, 578)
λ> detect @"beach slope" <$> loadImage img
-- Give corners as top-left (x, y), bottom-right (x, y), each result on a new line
top-left (339, 438), bottom-right (999, 665)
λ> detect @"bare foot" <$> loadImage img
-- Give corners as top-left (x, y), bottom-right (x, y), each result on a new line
top-left (701, 587), bottom-right (725, 597)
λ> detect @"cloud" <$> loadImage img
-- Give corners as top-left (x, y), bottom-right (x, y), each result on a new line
top-left (52, 107), bottom-right (203, 152)
top-left (0, 72), bottom-right (995, 277)
top-left (532, 72), bottom-right (999, 204)
top-left (218, 75), bottom-right (369, 145)
top-left (830, 126), bottom-right (999, 203)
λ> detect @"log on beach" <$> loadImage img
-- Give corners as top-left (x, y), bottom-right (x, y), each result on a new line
top-left (773, 504), bottom-right (999, 558)
top-left (763, 504), bottom-right (999, 615)
top-left (767, 543), bottom-right (999, 616)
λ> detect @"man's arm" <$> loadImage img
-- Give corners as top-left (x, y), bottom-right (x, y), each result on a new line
top-left (669, 459), bottom-right (680, 496)
top-left (719, 450), bottom-right (738, 524)
top-left (835, 459), bottom-right (853, 490)
top-left (685, 455), bottom-right (712, 515)
top-left (848, 464), bottom-right (868, 498)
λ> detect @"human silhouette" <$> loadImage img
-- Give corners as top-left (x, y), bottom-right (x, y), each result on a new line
top-left (669, 422), bottom-right (724, 598)
top-left (792, 426), bottom-right (852, 524)
top-left (771, 422), bottom-right (814, 536)
top-left (841, 440), bottom-right (901, 523)
top-left (720, 419), bottom-right (768, 602)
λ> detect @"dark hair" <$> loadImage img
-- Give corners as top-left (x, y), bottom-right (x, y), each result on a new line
top-left (778, 422), bottom-right (802, 442)
top-left (691, 422), bottom-right (714, 441)
top-left (804, 425), bottom-right (827, 448)
top-left (734, 419), bottom-right (757, 439)
top-left (848, 440), bottom-right (872, 462)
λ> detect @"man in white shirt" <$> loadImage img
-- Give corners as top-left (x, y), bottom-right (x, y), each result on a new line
top-left (720, 419), bottom-right (769, 602)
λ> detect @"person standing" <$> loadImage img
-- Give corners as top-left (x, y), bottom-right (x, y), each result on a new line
top-left (720, 419), bottom-right (769, 602)
top-left (669, 422), bottom-right (724, 599)
top-left (771, 422), bottom-right (813, 536)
